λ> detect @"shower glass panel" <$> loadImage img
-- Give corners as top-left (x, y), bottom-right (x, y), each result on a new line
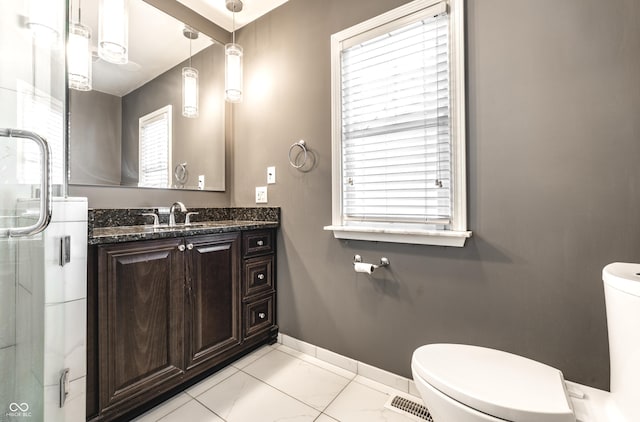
top-left (0, 0), bottom-right (66, 420)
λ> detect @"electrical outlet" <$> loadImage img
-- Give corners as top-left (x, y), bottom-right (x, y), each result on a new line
top-left (198, 175), bottom-right (205, 190)
top-left (255, 186), bottom-right (268, 203)
top-left (267, 166), bottom-right (276, 184)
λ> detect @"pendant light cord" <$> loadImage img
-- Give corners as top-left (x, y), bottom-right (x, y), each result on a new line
top-left (189, 36), bottom-right (192, 67)
top-left (232, 8), bottom-right (236, 44)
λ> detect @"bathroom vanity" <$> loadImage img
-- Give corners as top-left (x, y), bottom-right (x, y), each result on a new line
top-left (85, 208), bottom-right (279, 421)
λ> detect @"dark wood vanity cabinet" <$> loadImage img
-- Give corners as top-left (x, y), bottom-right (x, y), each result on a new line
top-left (87, 229), bottom-right (277, 421)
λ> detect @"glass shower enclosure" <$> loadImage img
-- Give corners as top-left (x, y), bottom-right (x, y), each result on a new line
top-left (1, 0), bottom-right (67, 420)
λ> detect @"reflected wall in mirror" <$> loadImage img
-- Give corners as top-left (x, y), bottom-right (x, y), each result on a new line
top-left (69, 0), bottom-right (225, 191)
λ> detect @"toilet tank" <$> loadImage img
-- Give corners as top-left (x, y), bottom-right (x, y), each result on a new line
top-left (602, 262), bottom-right (640, 420)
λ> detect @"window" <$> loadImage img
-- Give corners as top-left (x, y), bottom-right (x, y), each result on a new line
top-left (139, 105), bottom-right (172, 188)
top-left (325, 0), bottom-right (470, 247)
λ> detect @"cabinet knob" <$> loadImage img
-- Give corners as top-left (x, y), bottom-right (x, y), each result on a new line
top-left (187, 243), bottom-right (194, 250)
top-left (178, 244), bottom-right (186, 252)
top-left (258, 312), bottom-right (266, 319)
top-left (257, 273), bottom-right (265, 280)
top-left (257, 240), bottom-right (264, 246)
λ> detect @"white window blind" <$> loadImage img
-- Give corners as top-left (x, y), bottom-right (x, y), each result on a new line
top-left (341, 6), bottom-right (451, 226)
top-left (139, 105), bottom-right (172, 188)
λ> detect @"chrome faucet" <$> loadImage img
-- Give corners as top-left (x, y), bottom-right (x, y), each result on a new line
top-left (169, 201), bottom-right (187, 226)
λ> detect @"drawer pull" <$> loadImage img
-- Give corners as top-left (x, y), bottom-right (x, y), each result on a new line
top-left (187, 243), bottom-right (194, 250)
top-left (178, 244), bottom-right (186, 252)
top-left (258, 312), bottom-right (266, 319)
top-left (257, 273), bottom-right (265, 280)
top-left (257, 240), bottom-right (264, 246)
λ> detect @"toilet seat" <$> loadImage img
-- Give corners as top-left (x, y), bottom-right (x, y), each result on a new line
top-left (412, 344), bottom-right (575, 422)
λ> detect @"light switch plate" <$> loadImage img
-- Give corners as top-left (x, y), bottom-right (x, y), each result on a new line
top-left (198, 175), bottom-right (205, 190)
top-left (267, 166), bottom-right (276, 184)
top-left (256, 186), bottom-right (268, 203)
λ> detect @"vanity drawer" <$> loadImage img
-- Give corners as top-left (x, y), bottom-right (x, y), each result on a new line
top-left (242, 230), bottom-right (274, 257)
top-left (243, 295), bottom-right (274, 340)
top-left (243, 255), bottom-right (274, 299)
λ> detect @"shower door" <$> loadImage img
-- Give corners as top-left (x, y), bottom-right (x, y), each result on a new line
top-left (1, 0), bottom-right (66, 420)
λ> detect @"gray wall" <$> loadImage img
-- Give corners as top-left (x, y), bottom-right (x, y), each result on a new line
top-left (231, 0), bottom-right (640, 390)
top-left (70, 90), bottom-right (122, 185)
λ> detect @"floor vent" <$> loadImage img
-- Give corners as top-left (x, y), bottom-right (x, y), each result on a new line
top-left (385, 395), bottom-right (434, 422)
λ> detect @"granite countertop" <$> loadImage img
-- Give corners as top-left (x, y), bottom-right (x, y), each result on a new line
top-left (89, 220), bottom-right (279, 245)
top-left (88, 207), bottom-right (280, 245)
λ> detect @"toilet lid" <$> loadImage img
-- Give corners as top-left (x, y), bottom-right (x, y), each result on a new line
top-left (412, 344), bottom-right (575, 422)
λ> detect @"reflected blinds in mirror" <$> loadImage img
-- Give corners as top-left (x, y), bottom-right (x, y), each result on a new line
top-left (138, 105), bottom-right (172, 188)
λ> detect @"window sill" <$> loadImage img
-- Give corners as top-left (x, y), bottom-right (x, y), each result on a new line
top-left (323, 225), bottom-right (472, 247)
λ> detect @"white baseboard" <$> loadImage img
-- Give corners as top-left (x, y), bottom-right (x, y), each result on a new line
top-left (279, 333), bottom-right (420, 398)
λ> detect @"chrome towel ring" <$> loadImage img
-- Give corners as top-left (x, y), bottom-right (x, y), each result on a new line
top-left (174, 162), bottom-right (188, 187)
top-left (288, 140), bottom-right (308, 169)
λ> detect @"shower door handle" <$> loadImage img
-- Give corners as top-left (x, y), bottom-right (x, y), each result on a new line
top-left (0, 128), bottom-right (52, 238)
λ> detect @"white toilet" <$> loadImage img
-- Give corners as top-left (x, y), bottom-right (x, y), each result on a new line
top-left (411, 262), bottom-right (640, 422)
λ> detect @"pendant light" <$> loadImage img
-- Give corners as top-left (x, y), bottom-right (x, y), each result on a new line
top-left (182, 27), bottom-right (199, 118)
top-left (98, 0), bottom-right (129, 64)
top-left (68, 0), bottom-right (92, 91)
top-left (225, 0), bottom-right (243, 103)
top-left (26, 0), bottom-right (60, 47)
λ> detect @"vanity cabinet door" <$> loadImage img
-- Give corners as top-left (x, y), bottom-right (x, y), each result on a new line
top-left (184, 233), bottom-right (241, 371)
top-left (97, 238), bottom-right (185, 414)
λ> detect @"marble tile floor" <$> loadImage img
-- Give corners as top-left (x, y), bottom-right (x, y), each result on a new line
top-left (133, 343), bottom-right (423, 422)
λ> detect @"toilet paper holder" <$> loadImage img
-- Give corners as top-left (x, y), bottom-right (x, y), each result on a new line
top-left (353, 254), bottom-right (390, 272)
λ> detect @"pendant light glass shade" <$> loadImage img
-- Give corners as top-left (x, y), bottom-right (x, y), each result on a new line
top-left (98, 0), bottom-right (129, 64)
top-left (182, 67), bottom-right (199, 118)
top-left (182, 26), bottom-right (199, 118)
top-left (225, 0), bottom-right (243, 103)
top-left (225, 43), bottom-right (243, 103)
top-left (68, 22), bottom-right (92, 91)
top-left (26, 0), bottom-right (60, 47)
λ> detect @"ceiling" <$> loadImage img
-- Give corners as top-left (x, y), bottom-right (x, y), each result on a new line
top-left (79, 0), bottom-right (289, 97)
top-left (79, 0), bottom-right (213, 97)
top-left (177, 0), bottom-right (290, 32)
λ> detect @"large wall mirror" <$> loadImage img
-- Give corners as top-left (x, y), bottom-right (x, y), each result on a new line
top-left (69, 0), bottom-right (225, 191)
